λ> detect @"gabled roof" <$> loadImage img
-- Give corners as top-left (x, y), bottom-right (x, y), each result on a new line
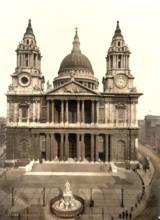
top-left (45, 79), bottom-right (100, 96)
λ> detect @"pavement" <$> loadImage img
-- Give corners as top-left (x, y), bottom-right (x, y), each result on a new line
top-left (0, 148), bottom-right (155, 220)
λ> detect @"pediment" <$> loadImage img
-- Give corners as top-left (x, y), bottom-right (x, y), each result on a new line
top-left (46, 81), bottom-right (99, 95)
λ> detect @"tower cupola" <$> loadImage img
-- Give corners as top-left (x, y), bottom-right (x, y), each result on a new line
top-left (103, 21), bottom-right (135, 93)
top-left (8, 19), bottom-right (44, 95)
top-left (15, 19), bottom-right (42, 73)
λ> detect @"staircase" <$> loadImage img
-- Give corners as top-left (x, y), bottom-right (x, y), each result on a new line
top-left (31, 161), bottom-right (111, 173)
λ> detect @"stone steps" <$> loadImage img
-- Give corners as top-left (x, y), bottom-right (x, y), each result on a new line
top-left (32, 162), bottom-right (111, 173)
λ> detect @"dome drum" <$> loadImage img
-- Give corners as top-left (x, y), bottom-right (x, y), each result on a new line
top-left (53, 75), bottom-right (99, 90)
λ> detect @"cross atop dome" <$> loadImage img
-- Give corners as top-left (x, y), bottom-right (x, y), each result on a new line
top-left (72, 27), bottom-right (81, 53)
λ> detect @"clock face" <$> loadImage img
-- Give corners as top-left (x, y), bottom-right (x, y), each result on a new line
top-left (18, 74), bottom-right (31, 87)
top-left (114, 74), bottom-right (128, 89)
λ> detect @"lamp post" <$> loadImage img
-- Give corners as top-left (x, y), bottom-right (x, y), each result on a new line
top-left (43, 187), bottom-right (46, 206)
top-left (11, 187), bottom-right (14, 206)
top-left (121, 188), bottom-right (124, 208)
top-left (26, 207), bottom-right (29, 220)
top-left (89, 188), bottom-right (94, 207)
top-left (102, 208), bottom-right (104, 220)
top-left (128, 156), bottom-right (130, 170)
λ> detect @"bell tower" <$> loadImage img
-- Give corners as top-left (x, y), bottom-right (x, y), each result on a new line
top-left (8, 19), bottom-right (44, 95)
top-left (103, 21), bottom-right (135, 93)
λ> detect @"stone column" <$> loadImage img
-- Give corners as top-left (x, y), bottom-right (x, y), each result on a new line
top-left (81, 134), bottom-right (85, 161)
top-left (60, 134), bottom-right (64, 161)
top-left (65, 134), bottom-right (69, 161)
top-left (96, 101), bottom-right (99, 124)
top-left (61, 100), bottom-right (64, 123)
top-left (14, 103), bottom-right (18, 123)
top-left (31, 133), bottom-right (35, 160)
top-left (76, 134), bottom-right (80, 161)
top-left (50, 134), bottom-right (55, 160)
top-left (47, 100), bottom-right (50, 123)
top-left (46, 134), bottom-right (51, 161)
top-left (95, 134), bottom-right (99, 161)
top-left (32, 102), bottom-right (35, 122)
top-left (91, 134), bottom-right (94, 162)
top-left (82, 100), bottom-right (85, 123)
top-left (35, 100), bottom-right (38, 122)
top-left (77, 100), bottom-right (80, 123)
top-left (91, 100), bottom-right (95, 124)
top-left (104, 102), bottom-right (107, 124)
top-left (109, 135), bottom-right (112, 161)
top-left (52, 100), bottom-right (55, 123)
top-left (128, 55), bottom-right (130, 68)
top-left (37, 101), bottom-right (40, 122)
top-left (65, 100), bottom-right (68, 124)
top-left (105, 135), bottom-right (108, 162)
top-left (35, 134), bottom-right (40, 161)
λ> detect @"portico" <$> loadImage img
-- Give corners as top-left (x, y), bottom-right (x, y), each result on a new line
top-left (46, 98), bottom-right (99, 125)
top-left (36, 132), bottom-right (111, 163)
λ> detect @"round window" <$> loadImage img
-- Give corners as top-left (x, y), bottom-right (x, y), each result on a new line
top-left (21, 77), bottom-right (29, 84)
top-left (18, 74), bottom-right (31, 87)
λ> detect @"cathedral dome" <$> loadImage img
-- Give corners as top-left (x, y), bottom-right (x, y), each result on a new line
top-left (58, 29), bottom-right (93, 74)
top-left (53, 29), bottom-right (98, 90)
top-left (58, 52), bottom-right (93, 74)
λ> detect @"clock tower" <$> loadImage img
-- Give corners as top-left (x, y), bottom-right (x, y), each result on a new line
top-left (103, 21), bottom-right (135, 93)
top-left (8, 19), bottom-right (44, 95)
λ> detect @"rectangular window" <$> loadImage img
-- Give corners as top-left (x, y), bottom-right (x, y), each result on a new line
top-left (21, 107), bottom-right (28, 122)
top-left (118, 109), bottom-right (125, 123)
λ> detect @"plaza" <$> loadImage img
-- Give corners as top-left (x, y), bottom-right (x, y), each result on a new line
top-left (0, 157), bottom-right (154, 220)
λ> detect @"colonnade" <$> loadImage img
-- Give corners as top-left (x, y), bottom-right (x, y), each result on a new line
top-left (46, 99), bottom-right (99, 124)
top-left (31, 132), bottom-right (111, 162)
top-left (107, 54), bottom-right (130, 69)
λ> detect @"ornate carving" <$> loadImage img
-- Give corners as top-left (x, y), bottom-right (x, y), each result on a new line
top-left (47, 80), bottom-right (52, 90)
top-left (115, 103), bottom-right (126, 109)
top-left (33, 85), bottom-right (41, 91)
top-left (59, 84), bottom-right (88, 93)
top-left (130, 86), bottom-right (137, 92)
top-left (8, 84), bottom-right (14, 91)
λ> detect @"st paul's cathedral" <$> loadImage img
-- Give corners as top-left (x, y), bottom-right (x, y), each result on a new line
top-left (5, 20), bottom-right (142, 169)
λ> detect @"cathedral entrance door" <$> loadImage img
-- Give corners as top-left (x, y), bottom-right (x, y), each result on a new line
top-left (69, 134), bottom-right (76, 159)
top-left (40, 135), bottom-right (46, 160)
top-left (41, 152), bottom-right (46, 160)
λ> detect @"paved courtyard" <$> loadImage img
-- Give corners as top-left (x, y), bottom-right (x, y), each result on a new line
top-left (0, 161), bottom-right (154, 220)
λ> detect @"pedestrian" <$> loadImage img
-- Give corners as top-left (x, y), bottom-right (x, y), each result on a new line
top-left (129, 212), bottom-right (132, 220)
top-left (122, 211), bottom-right (125, 219)
top-left (126, 210), bottom-right (128, 218)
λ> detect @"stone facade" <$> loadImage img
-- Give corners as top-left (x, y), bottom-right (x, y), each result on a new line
top-left (6, 20), bottom-right (142, 168)
top-left (0, 117), bottom-right (6, 146)
top-left (144, 115), bottom-right (160, 150)
top-left (138, 120), bottom-right (145, 144)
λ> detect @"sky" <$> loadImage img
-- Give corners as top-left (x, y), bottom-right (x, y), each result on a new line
top-left (0, 0), bottom-right (160, 119)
